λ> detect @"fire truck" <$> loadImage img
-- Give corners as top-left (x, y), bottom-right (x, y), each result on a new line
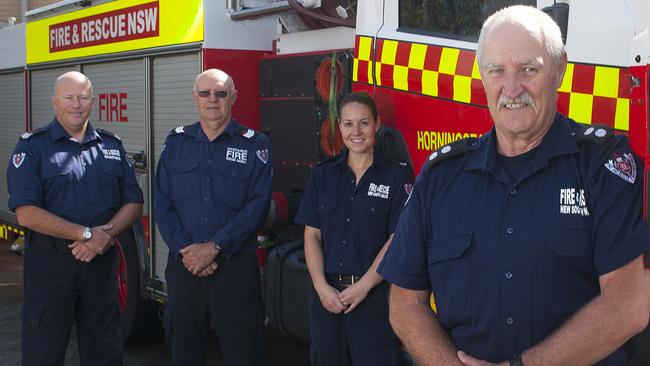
top-left (0, 0), bottom-right (647, 361)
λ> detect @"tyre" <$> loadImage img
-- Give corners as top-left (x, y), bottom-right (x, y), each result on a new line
top-left (115, 229), bottom-right (164, 346)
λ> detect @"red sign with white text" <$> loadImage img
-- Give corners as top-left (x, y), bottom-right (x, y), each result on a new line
top-left (49, 1), bottom-right (159, 53)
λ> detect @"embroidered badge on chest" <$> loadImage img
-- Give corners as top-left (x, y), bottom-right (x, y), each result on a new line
top-left (559, 188), bottom-right (590, 216)
top-left (604, 152), bottom-right (636, 184)
top-left (12, 153), bottom-right (26, 168)
top-left (102, 148), bottom-right (121, 161)
top-left (256, 148), bottom-right (268, 164)
top-left (368, 183), bottom-right (390, 199)
top-left (226, 147), bottom-right (248, 164)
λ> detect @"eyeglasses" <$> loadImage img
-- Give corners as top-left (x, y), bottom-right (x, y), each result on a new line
top-left (196, 89), bottom-right (229, 98)
top-left (60, 95), bottom-right (93, 103)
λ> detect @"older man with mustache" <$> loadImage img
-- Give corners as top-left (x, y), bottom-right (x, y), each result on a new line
top-left (379, 5), bottom-right (650, 366)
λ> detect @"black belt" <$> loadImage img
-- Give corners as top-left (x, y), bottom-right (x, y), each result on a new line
top-left (326, 273), bottom-right (361, 287)
top-left (28, 232), bottom-right (73, 254)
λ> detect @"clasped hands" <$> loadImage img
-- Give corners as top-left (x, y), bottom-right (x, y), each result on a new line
top-left (180, 242), bottom-right (220, 277)
top-left (68, 224), bottom-right (115, 262)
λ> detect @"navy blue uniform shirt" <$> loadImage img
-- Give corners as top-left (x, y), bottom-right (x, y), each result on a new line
top-left (154, 120), bottom-right (272, 258)
top-left (295, 149), bottom-right (412, 277)
top-left (7, 118), bottom-right (143, 226)
top-left (379, 114), bottom-right (650, 365)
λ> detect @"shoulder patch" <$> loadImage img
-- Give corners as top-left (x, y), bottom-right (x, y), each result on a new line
top-left (572, 124), bottom-right (613, 144)
top-left (19, 127), bottom-right (46, 140)
top-left (169, 125), bottom-right (192, 136)
top-left (96, 128), bottom-right (121, 141)
top-left (422, 138), bottom-right (479, 172)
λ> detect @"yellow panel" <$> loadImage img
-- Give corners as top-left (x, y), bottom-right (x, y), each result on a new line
top-left (393, 65), bottom-right (409, 91)
top-left (614, 98), bottom-right (630, 131)
top-left (593, 66), bottom-right (619, 98)
top-left (367, 61), bottom-right (374, 84)
top-left (381, 40), bottom-right (398, 65)
top-left (558, 63), bottom-right (574, 93)
top-left (422, 70), bottom-right (439, 96)
top-left (568, 93), bottom-right (593, 123)
top-left (408, 43), bottom-right (427, 70)
top-left (27, 0), bottom-right (203, 64)
top-left (375, 62), bottom-right (383, 86)
top-left (353, 59), bottom-right (359, 82)
top-left (471, 59), bottom-right (482, 79)
top-left (358, 36), bottom-right (372, 61)
top-left (453, 75), bottom-right (472, 103)
top-left (430, 293), bottom-right (437, 313)
top-left (439, 47), bottom-right (460, 75)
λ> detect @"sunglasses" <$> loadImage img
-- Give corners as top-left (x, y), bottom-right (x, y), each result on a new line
top-left (196, 89), bottom-right (229, 98)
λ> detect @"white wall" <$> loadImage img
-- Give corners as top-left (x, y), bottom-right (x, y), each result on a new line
top-left (0, 23), bottom-right (25, 69)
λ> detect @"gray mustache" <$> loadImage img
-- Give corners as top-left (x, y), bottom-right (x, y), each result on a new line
top-left (498, 93), bottom-right (536, 111)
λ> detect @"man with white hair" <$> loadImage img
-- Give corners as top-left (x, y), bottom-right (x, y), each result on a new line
top-left (7, 71), bottom-right (143, 365)
top-left (379, 5), bottom-right (650, 366)
top-left (155, 68), bottom-right (272, 365)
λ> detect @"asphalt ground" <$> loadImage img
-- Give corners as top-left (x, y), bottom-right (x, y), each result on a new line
top-left (0, 238), bottom-right (309, 366)
top-left (1, 238), bottom-right (648, 365)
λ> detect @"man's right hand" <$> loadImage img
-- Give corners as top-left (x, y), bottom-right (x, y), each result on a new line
top-left (197, 262), bottom-right (219, 277)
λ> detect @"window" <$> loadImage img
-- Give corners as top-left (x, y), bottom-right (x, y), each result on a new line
top-left (399, 0), bottom-right (537, 42)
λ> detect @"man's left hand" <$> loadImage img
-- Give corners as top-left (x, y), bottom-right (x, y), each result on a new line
top-left (458, 351), bottom-right (508, 366)
top-left (180, 243), bottom-right (219, 275)
top-left (84, 224), bottom-right (115, 254)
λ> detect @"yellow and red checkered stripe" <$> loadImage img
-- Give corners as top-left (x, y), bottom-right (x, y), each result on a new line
top-left (0, 223), bottom-right (24, 240)
top-left (353, 35), bottom-right (631, 131)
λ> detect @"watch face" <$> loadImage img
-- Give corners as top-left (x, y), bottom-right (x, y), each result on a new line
top-left (83, 228), bottom-right (92, 240)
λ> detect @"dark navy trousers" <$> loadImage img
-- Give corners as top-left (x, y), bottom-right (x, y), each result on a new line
top-left (22, 242), bottom-right (121, 366)
top-left (164, 250), bottom-right (264, 366)
top-left (309, 280), bottom-right (405, 366)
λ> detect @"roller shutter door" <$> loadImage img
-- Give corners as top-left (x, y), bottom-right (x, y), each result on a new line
top-left (0, 72), bottom-right (25, 224)
top-left (30, 67), bottom-right (76, 129)
top-left (83, 59), bottom-right (146, 155)
top-left (151, 52), bottom-right (200, 282)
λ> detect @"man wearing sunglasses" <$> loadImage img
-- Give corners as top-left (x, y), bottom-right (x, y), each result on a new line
top-left (154, 68), bottom-right (273, 365)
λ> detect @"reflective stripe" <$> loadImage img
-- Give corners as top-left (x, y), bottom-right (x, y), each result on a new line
top-left (353, 36), bottom-right (631, 131)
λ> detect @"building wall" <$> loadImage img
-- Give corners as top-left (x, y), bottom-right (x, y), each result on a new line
top-left (0, 0), bottom-right (59, 25)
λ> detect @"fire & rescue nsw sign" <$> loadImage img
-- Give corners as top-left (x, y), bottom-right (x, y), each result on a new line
top-left (26, 0), bottom-right (203, 64)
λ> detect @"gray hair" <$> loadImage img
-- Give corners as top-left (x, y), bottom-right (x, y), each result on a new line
top-left (476, 5), bottom-right (564, 70)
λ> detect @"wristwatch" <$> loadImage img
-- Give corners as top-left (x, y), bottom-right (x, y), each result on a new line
top-left (82, 226), bottom-right (93, 241)
top-left (509, 354), bottom-right (524, 366)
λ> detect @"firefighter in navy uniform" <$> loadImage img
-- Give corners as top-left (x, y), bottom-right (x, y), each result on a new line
top-left (7, 71), bottom-right (143, 366)
top-left (380, 6), bottom-right (650, 366)
top-left (154, 69), bottom-right (272, 366)
top-left (295, 92), bottom-right (411, 366)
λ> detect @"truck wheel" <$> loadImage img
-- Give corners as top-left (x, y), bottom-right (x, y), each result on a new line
top-left (116, 230), bottom-right (164, 346)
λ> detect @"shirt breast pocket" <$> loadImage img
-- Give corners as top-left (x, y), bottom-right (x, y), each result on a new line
top-left (317, 200), bottom-right (339, 232)
top-left (169, 160), bottom-right (200, 200)
top-left (428, 231), bottom-right (473, 328)
top-left (545, 227), bottom-right (596, 314)
top-left (99, 161), bottom-right (124, 207)
top-left (42, 162), bottom-right (74, 208)
top-left (216, 162), bottom-right (254, 210)
top-left (353, 201), bottom-right (390, 231)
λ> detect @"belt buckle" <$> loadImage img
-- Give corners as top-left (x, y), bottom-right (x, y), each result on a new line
top-left (350, 275), bottom-right (356, 285)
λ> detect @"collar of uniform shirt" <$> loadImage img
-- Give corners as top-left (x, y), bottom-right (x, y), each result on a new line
top-left (464, 113), bottom-right (580, 174)
top-left (49, 118), bottom-right (101, 144)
